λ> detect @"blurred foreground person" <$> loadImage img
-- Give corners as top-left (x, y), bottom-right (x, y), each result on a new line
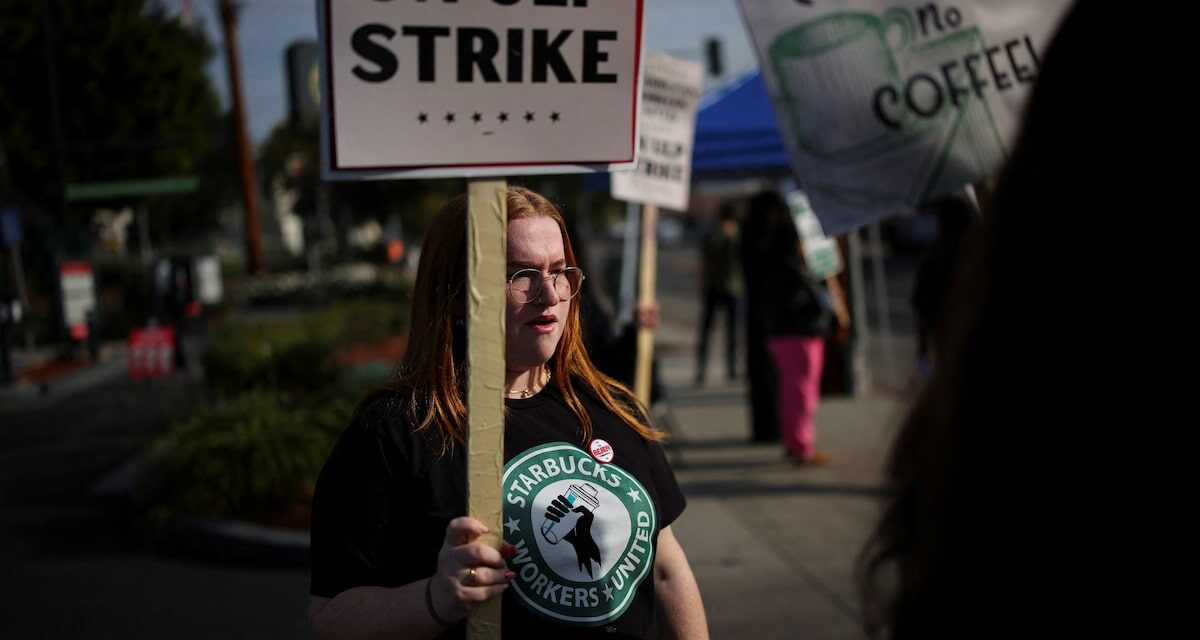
top-left (859, 2), bottom-right (1146, 638)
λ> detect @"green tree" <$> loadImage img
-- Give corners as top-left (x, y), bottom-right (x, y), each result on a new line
top-left (256, 120), bottom-right (461, 258)
top-left (0, 0), bottom-right (230, 246)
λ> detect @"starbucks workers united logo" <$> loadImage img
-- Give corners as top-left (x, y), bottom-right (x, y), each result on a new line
top-left (502, 442), bottom-right (657, 626)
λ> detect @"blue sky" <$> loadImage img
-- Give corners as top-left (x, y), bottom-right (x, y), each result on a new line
top-left (166, 0), bottom-right (758, 144)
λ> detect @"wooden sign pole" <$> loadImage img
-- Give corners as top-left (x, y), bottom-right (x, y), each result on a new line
top-left (466, 179), bottom-right (507, 640)
top-left (633, 203), bottom-right (658, 405)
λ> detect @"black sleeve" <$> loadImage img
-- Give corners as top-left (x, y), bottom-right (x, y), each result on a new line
top-left (646, 440), bottom-right (687, 528)
top-left (581, 292), bottom-right (638, 387)
top-left (309, 399), bottom-right (410, 598)
top-left (601, 323), bottom-right (639, 388)
top-left (580, 290), bottom-right (616, 353)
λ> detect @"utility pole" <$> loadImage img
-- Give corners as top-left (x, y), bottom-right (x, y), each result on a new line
top-left (218, 0), bottom-right (264, 274)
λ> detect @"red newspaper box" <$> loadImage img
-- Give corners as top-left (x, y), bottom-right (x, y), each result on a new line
top-left (128, 325), bottom-right (176, 379)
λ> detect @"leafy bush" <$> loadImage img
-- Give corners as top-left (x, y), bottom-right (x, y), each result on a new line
top-left (202, 298), bottom-right (407, 397)
top-left (136, 384), bottom-right (363, 530)
top-left (137, 297), bottom-right (406, 532)
top-left (231, 263), bottom-right (412, 306)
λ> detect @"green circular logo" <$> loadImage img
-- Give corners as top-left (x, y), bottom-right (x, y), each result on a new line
top-left (502, 442), bottom-right (657, 626)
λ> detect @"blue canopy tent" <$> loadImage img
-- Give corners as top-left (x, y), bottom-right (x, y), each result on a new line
top-left (584, 69), bottom-right (792, 193)
top-left (691, 70), bottom-right (792, 179)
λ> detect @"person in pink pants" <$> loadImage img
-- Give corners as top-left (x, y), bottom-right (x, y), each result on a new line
top-left (753, 190), bottom-right (835, 465)
top-left (768, 335), bottom-right (826, 462)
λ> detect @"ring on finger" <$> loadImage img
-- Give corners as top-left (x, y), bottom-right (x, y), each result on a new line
top-left (467, 567), bottom-right (478, 585)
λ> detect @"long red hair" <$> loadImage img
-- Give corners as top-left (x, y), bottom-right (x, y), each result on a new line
top-left (372, 185), bottom-right (663, 449)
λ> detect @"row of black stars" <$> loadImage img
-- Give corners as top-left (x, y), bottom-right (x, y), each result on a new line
top-left (417, 111), bottom-right (562, 124)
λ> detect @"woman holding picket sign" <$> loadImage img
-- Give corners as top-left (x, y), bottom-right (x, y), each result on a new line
top-left (307, 186), bottom-right (708, 639)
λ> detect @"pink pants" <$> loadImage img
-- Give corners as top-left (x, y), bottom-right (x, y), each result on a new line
top-left (767, 336), bottom-right (825, 460)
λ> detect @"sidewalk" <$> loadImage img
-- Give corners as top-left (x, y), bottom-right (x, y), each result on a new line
top-left (0, 342), bottom-right (130, 414)
top-left (655, 330), bottom-right (906, 639)
top-left (1, 327), bottom-right (205, 415)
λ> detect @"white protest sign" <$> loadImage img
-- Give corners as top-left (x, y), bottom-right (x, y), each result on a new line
top-left (738, 0), bottom-right (1073, 234)
top-left (194, 255), bottom-right (224, 305)
top-left (319, 0), bottom-right (645, 180)
top-left (611, 52), bottom-right (703, 212)
top-left (787, 190), bottom-right (843, 279)
top-left (60, 262), bottom-right (96, 340)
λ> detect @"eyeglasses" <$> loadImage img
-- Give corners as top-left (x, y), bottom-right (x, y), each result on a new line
top-left (507, 267), bottom-right (585, 304)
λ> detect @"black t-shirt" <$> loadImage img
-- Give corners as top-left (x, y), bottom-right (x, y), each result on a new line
top-left (310, 379), bottom-right (686, 638)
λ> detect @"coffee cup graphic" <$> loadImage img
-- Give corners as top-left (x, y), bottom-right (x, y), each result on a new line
top-left (768, 9), bottom-right (923, 161)
top-left (540, 483), bottom-right (600, 545)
